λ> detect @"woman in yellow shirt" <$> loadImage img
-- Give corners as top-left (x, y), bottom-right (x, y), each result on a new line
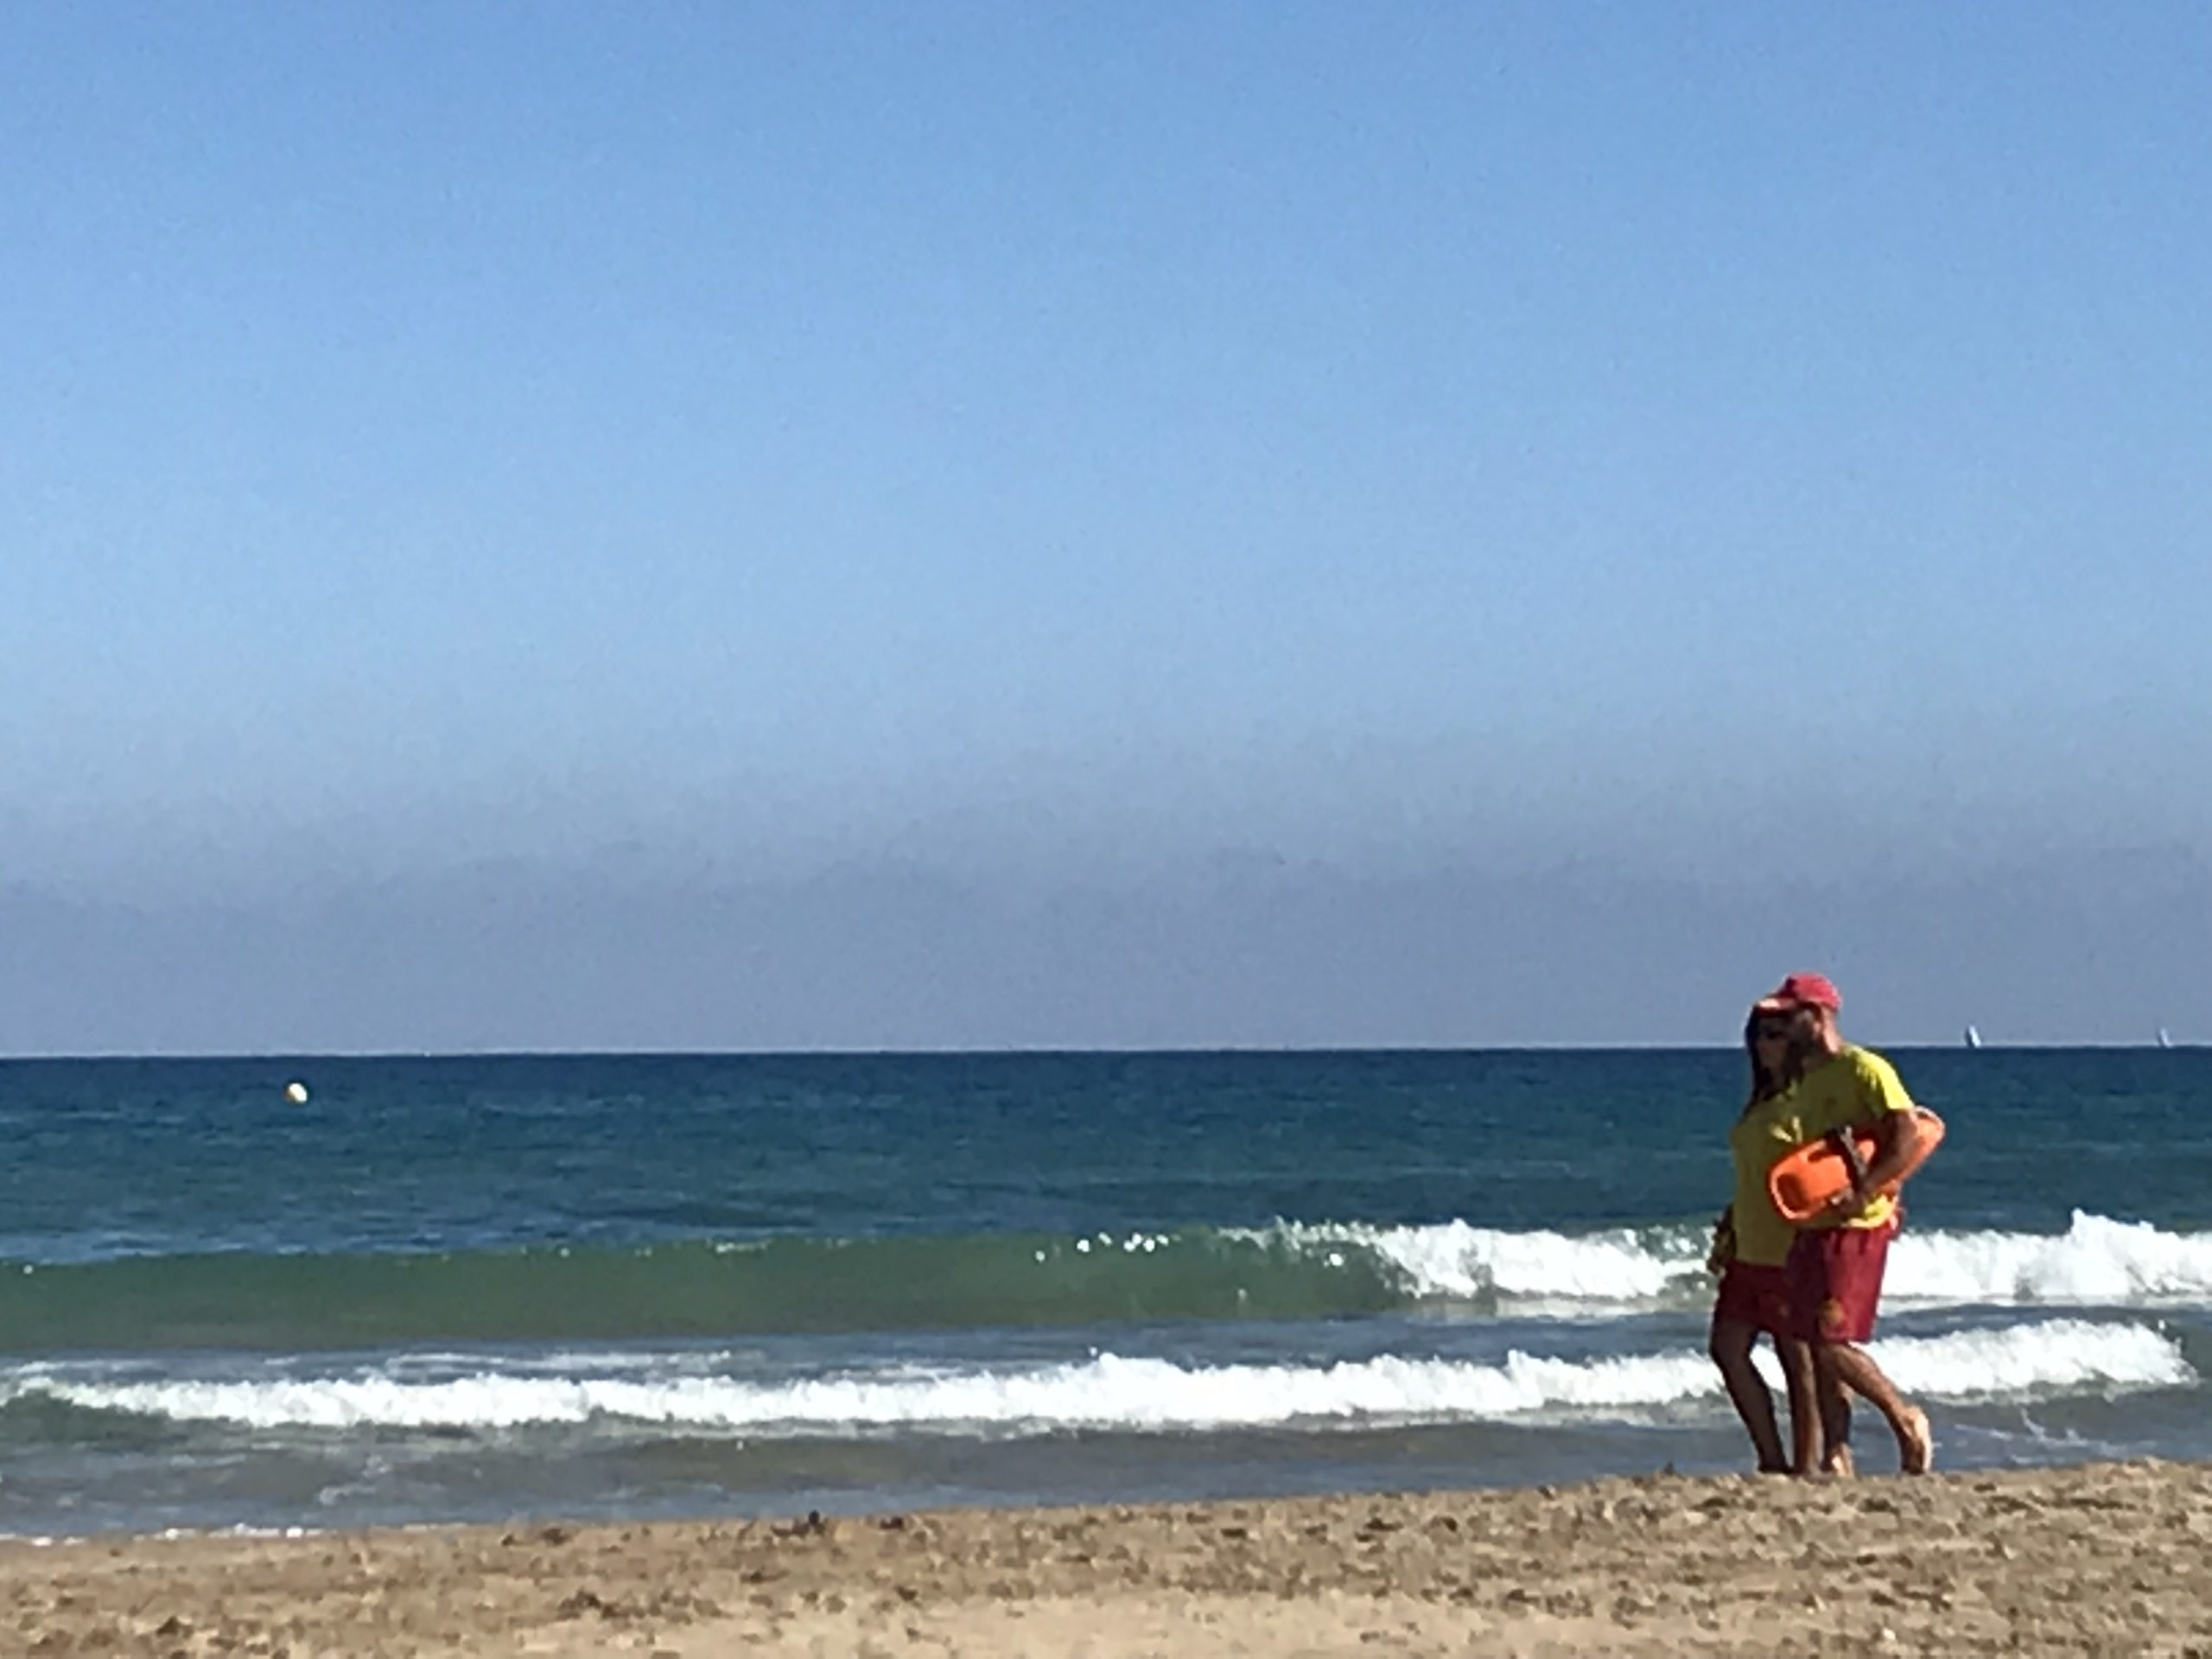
top-left (1707, 1006), bottom-right (1822, 1473)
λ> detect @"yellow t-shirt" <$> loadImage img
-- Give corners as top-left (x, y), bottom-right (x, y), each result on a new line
top-left (1726, 1045), bottom-right (1916, 1267)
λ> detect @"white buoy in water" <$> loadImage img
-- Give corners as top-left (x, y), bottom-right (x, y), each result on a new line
top-left (284, 1080), bottom-right (310, 1104)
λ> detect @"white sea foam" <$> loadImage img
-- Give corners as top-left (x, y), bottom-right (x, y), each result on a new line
top-left (1274, 1212), bottom-right (2212, 1311)
top-left (10, 1319), bottom-right (2189, 1436)
top-left (1749, 1319), bottom-right (2194, 1402)
top-left (1274, 1220), bottom-right (1703, 1303)
top-left (1885, 1214), bottom-right (2212, 1306)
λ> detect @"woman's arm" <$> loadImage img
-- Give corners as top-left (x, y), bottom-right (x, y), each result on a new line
top-left (1707, 1205), bottom-right (1737, 1273)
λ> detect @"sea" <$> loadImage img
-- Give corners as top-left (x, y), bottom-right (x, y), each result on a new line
top-left (1, 1048), bottom-right (2208, 1537)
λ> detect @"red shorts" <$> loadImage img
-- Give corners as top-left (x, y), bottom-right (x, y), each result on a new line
top-left (1786, 1221), bottom-right (1896, 1344)
top-left (1712, 1262), bottom-right (1793, 1340)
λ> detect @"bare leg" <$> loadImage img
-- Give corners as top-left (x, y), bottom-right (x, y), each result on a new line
top-left (1815, 1352), bottom-right (1854, 1475)
top-left (1776, 1335), bottom-right (1823, 1475)
top-left (1709, 1317), bottom-right (1789, 1472)
top-left (1817, 1343), bottom-right (1932, 1473)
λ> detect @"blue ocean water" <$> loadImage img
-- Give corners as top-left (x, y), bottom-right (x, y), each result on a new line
top-left (0, 1048), bottom-right (2207, 1535)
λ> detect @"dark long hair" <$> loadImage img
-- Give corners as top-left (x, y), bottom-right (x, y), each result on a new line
top-left (1743, 1007), bottom-right (1798, 1111)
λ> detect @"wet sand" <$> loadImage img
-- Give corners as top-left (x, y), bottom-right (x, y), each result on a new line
top-left (6, 1459), bottom-right (2212, 1656)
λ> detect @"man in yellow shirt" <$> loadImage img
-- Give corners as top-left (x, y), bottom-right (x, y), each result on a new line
top-left (1755, 973), bottom-right (1935, 1475)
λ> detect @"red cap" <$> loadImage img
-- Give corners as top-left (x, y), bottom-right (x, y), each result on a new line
top-left (1756, 972), bottom-right (1841, 1013)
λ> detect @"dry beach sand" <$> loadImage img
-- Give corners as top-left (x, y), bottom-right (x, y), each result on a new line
top-left (6, 1460), bottom-right (2212, 1656)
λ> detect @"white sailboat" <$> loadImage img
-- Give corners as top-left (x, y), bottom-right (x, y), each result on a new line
top-left (1964, 1024), bottom-right (1983, 1049)
top-left (2158, 1027), bottom-right (2175, 1050)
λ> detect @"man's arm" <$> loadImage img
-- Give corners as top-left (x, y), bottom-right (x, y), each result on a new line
top-left (1851, 1107), bottom-right (1929, 1197)
top-left (1818, 1054), bottom-right (1929, 1215)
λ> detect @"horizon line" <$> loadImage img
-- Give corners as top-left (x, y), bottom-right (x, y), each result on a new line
top-left (1, 1040), bottom-right (2198, 1064)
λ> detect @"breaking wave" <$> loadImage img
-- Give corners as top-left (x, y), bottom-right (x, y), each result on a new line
top-left (0, 1212), bottom-right (2202, 1351)
top-left (4, 1319), bottom-right (2189, 1438)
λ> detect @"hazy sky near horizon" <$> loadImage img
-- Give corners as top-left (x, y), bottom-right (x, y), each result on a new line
top-left (4, 5), bottom-right (2209, 1050)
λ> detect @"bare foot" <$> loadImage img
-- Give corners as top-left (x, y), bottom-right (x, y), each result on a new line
top-left (1821, 1443), bottom-right (1856, 1478)
top-left (1896, 1407), bottom-right (1934, 1475)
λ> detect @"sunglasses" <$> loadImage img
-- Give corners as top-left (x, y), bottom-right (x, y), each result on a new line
top-left (1752, 1021), bottom-right (1797, 1042)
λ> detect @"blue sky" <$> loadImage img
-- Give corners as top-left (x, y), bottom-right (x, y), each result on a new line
top-left (3, 5), bottom-right (2208, 1049)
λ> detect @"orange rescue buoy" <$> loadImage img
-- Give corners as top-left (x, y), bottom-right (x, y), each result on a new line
top-left (1766, 1109), bottom-right (1946, 1224)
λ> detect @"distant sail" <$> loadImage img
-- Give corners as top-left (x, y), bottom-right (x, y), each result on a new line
top-left (1964, 1025), bottom-right (1983, 1049)
top-left (2158, 1027), bottom-right (2175, 1050)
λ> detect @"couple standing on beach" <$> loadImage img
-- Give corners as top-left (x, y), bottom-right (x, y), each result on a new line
top-left (1707, 972), bottom-right (1936, 1477)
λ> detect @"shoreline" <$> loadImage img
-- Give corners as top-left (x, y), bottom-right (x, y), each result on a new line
top-left (5, 1459), bottom-right (2211, 1656)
